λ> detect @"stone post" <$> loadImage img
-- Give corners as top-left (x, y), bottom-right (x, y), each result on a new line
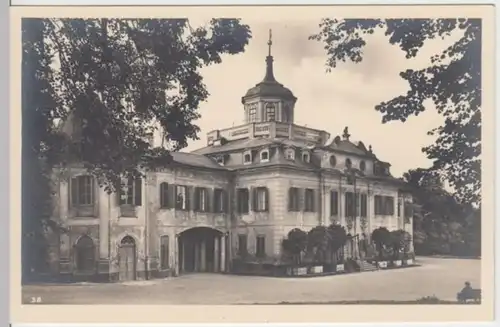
top-left (200, 240), bottom-right (207, 272)
top-left (194, 242), bottom-right (200, 272)
top-left (174, 234), bottom-right (180, 276)
top-left (220, 235), bottom-right (226, 272)
top-left (214, 237), bottom-right (220, 273)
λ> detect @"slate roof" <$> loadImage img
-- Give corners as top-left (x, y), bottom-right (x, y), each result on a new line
top-left (170, 152), bottom-right (228, 171)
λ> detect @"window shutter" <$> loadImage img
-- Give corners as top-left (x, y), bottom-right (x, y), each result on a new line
top-left (264, 188), bottom-right (269, 212)
top-left (211, 188), bottom-right (217, 213)
top-left (193, 188), bottom-right (199, 211)
top-left (206, 188), bottom-right (212, 212)
top-left (249, 187), bottom-right (257, 211)
top-left (70, 177), bottom-right (78, 206)
top-left (223, 190), bottom-right (229, 213)
top-left (314, 189), bottom-right (320, 213)
top-left (288, 188), bottom-right (293, 211)
top-left (186, 186), bottom-right (193, 211)
top-left (168, 184), bottom-right (176, 208)
top-left (134, 178), bottom-right (142, 206)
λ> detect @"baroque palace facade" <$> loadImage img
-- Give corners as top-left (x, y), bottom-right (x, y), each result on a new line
top-left (46, 35), bottom-right (414, 282)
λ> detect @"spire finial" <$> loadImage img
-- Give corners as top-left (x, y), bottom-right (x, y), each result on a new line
top-left (267, 29), bottom-right (273, 56)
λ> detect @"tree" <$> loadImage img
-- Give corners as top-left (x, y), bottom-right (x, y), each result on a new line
top-left (403, 168), bottom-right (480, 257)
top-left (307, 226), bottom-right (331, 263)
top-left (282, 228), bottom-right (308, 265)
top-left (22, 18), bottom-right (251, 281)
top-left (327, 223), bottom-right (348, 263)
top-left (389, 229), bottom-right (412, 259)
top-left (310, 19), bottom-right (481, 205)
top-left (371, 227), bottom-right (391, 259)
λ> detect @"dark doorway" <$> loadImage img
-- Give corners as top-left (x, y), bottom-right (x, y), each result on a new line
top-left (119, 236), bottom-right (136, 281)
top-left (178, 227), bottom-right (224, 274)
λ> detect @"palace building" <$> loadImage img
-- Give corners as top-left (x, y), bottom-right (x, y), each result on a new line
top-left (46, 34), bottom-right (414, 282)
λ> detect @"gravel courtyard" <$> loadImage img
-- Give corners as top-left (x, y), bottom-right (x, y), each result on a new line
top-left (22, 257), bottom-right (480, 304)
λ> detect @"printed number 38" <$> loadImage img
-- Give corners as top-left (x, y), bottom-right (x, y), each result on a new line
top-left (30, 297), bottom-right (42, 303)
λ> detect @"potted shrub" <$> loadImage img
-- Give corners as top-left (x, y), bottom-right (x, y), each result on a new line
top-left (372, 227), bottom-right (391, 263)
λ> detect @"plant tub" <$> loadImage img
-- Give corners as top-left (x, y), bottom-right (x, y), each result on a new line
top-left (310, 266), bottom-right (324, 274)
top-left (377, 261), bottom-right (388, 269)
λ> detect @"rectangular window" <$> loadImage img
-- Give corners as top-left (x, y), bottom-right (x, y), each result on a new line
top-left (119, 177), bottom-right (142, 206)
top-left (397, 199), bottom-right (402, 217)
top-left (194, 187), bottom-right (208, 212)
top-left (304, 189), bottom-right (315, 212)
top-left (254, 187), bottom-right (269, 212)
top-left (266, 104), bottom-right (276, 122)
top-left (175, 185), bottom-right (188, 210)
top-left (71, 175), bottom-right (94, 206)
top-left (374, 195), bottom-right (395, 215)
top-left (288, 187), bottom-right (300, 212)
top-left (214, 188), bottom-right (226, 213)
top-left (160, 182), bottom-right (169, 208)
top-left (249, 107), bottom-right (257, 122)
top-left (384, 196), bottom-right (395, 215)
top-left (256, 235), bottom-right (266, 258)
top-left (237, 188), bottom-right (249, 214)
top-left (330, 191), bottom-right (338, 216)
top-left (238, 234), bottom-right (247, 255)
top-left (160, 235), bottom-right (169, 270)
top-left (360, 193), bottom-right (367, 217)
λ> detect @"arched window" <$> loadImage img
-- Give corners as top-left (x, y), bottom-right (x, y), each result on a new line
top-left (345, 158), bottom-right (352, 169)
top-left (243, 151), bottom-right (252, 164)
top-left (260, 150), bottom-right (270, 162)
top-left (329, 155), bottom-right (337, 167)
top-left (302, 152), bottom-right (310, 163)
top-left (360, 160), bottom-right (366, 172)
top-left (265, 103), bottom-right (276, 122)
top-left (75, 235), bottom-right (95, 273)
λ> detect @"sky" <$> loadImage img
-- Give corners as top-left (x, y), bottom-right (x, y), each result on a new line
top-left (185, 18), bottom-right (460, 179)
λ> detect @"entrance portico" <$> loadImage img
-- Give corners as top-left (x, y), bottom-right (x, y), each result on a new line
top-left (177, 227), bottom-right (227, 274)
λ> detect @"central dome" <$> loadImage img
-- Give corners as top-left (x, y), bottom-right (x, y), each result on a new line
top-left (244, 79), bottom-right (296, 100)
top-left (241, 34), bottom-right (296, 103)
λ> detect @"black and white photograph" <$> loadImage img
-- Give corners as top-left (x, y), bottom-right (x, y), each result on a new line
top-left (13, 4), bottom-right (493, 321)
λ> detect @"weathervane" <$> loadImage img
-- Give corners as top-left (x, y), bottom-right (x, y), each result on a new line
top-left (267, 29), bottom-right (273, 56)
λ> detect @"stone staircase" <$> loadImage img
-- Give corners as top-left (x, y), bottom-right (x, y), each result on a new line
top-left (356, 260), bottom-right (378, 272)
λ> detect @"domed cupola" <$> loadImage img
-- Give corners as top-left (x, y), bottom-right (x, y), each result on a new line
top-left (242, 30), bottom-right (297, 124)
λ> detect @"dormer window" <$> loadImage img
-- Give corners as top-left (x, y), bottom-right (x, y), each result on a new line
top-left (243, 151), bottom-right (252, 165)
top-left (285, 148), bottom-right (295, 160)
top-left (302, 152), bottom-right (310, 163)
top-left (329, 155), bottom-right (337, 167)
top-left (260, 149), bottom-right (270, 163)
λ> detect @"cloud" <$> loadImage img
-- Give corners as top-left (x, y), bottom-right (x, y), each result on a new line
top-left (187, 19), bottom-right (447, 178)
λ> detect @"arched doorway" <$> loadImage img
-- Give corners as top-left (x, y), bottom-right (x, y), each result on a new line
top-left (178, 227), bottom-right (225, 274)
top-left (118, 236), bottom-right (136, 281)
top-left (74, 235), bottom-right (96, 273)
